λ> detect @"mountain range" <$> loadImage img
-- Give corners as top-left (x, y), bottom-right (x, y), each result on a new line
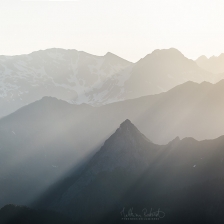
top-left (1, 48), bottom-right (223, 117)
top-left (196, 53), bottom-right (224, 74)
top-left (35, 120), bottom-right (224, 223)
top-left (1, 47), bottom-right (224, 223)
top-left (1, 79), bottom-right (224, 210)
top-left (0, 49), bottom-right (131, 117)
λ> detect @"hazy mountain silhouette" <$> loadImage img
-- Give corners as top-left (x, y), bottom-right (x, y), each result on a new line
top-left (0, 97), bottom-right (99, 207)
top-left (0, 48), bottom-right (131, 117)
top-left (196, 53), bottom-right (224, 74)
top-left (2, 80), bottom-right (224, 208)
top-left (109, 48), bottom-right (218, 99)
top-left (0, 48), bottom-right (223, 117)
top-left (84, 48), bottom-right (224, 104)
top-left (36, 120), bottom-right (224, 223)
top-left (3, 81), bottom-right (224, 205)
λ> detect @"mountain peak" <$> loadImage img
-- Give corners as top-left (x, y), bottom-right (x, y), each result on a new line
top-left (38, 96), bottom-right (68, 105)
top-left (120, 119), bottom-right (132, 128)
top-left (104, 52), bottom-right (120, 60)
top-left (118, 119), bottom-right (146, 140)
top-left (168, 136), bottom-right (181, 146)
top-left (105, 51), bottom-right (115, 56)
top-left (85, 120), bottom-right (157, 176)
top-left (138, 48), bottom-right (187, 64)
top-left (151, 48), bottom-right (184, 57)
top-left (197, 55), bottom-right (208, 61)
top-left (104, 52), bottom-right (132, 64)
top-left (41, 96), bottom-right (59, 101)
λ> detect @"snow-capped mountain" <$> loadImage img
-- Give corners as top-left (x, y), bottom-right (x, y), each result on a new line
top-left (0, 48), bottom-right (131, 117)
top-left (79, 48), bottom-right (224, 104)
top-left (0, 47), bottom-right (223, 117)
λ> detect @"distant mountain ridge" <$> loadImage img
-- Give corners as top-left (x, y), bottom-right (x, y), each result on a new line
top-left (196, 53), bottom-right (224, 74)
top-left (2, 80), bottom-right (224, 215)
top-left (0, 48), bottom-right (131, 117)
top-left (0, 47), bottom-right (223, 117)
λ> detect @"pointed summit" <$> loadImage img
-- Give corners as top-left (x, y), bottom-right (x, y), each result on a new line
top-left (48, 122), bottom-right (161, 221)
top-left (116, 119), bottom-right (151, 144)
top-left (104, 52), bottom-right (116, 58)
top-left (119, 119), bottom-right (134, 129)
top-left (85, 120), bottom-right (158, 175)
top-left (196, 53), bottom-right (224, 74)
top-left (104, 52), bottom-right (132, 65)
top-left (168, 136), bottom-right (181, 146)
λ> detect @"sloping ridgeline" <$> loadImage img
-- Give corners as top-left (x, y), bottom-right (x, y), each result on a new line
top-left (36, 120), bottom-right (224, 224)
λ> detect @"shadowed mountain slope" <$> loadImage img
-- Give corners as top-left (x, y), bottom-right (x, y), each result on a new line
top-left (1, 80), bottom-right (224, 208)
top-left (36, 120), bottom-right (224, 223)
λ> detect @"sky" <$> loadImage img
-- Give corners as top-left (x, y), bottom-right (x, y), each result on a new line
top-left (0, 0), bottom-right (224, 62)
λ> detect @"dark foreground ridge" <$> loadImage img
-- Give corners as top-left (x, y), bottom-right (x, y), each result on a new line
top-left (0, 204), bottom-right (73, 224)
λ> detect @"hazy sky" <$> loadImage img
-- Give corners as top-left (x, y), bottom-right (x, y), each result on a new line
top-left (0, 0), bottom-right (224, 62)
